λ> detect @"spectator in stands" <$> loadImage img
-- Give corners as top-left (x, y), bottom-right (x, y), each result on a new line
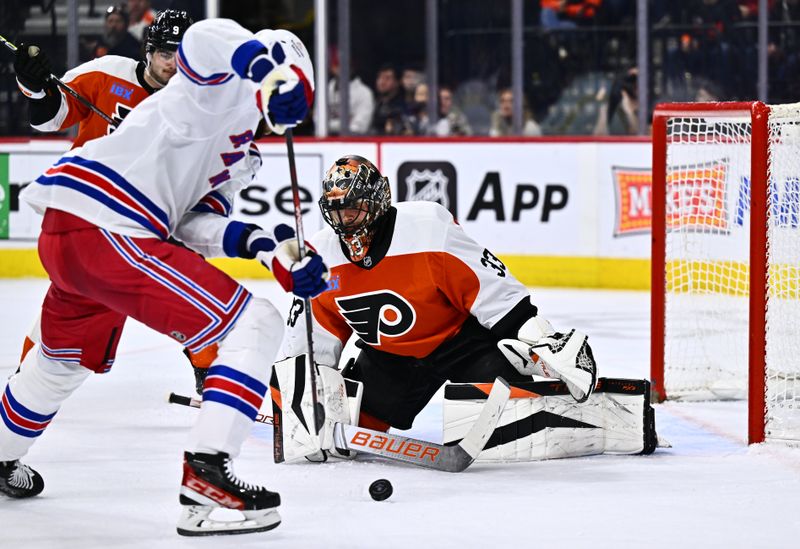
top-left (771, 0), bottom-right (800, 20)
top-left (407, 82), bottom-right (430, 135)
top-left (127, 0), bottom-right (156, 42)
top-left (371, 64), bottom-right (408, 135)
top-left (433, 86), bottom-right (472, 136)
top-left (738, 1), bottom-right (778, 20)
top-left (664, 0), bottom-right (747, 100)
top-left (540, 0), bottom-right (602, 29)
top-left (766, 0), bottom-right (800, 102)
top-left (401, 67), bottom-right (424, 106)
top-left (84, 5), bottom-right (142, 61)
top-left (593, 68), bottom-right (639, 136)
top-left (694, 77), bottom-right (724, 102)
top-left (489, 88), bottom-right (542, 137)
top-left (327, 49), bottom-right (375, 135)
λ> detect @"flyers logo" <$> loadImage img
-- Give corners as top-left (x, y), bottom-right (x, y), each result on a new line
top-left (108, 103), bottom-right (132, 134)
top-left (335, 290), bottom-right (416, 345)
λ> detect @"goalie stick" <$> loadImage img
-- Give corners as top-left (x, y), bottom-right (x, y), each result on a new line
top-left (333, 377), bottom-right (511, 473)
top-left (170, 377), bottom-right (510, 472)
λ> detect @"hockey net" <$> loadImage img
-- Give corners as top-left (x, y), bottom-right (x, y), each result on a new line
top-left (651, 102), bottom-right (800, 444)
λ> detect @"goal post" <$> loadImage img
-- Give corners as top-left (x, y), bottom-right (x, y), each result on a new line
top-left (651, 101), bottom-right (800, 445)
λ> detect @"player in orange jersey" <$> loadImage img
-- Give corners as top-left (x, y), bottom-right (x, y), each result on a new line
top-left (13, 10), bottom-right (216, 393)
top-left (277, 156), bottom-right (596, 439)
top-left (14, 9), bottom-right (192, 148)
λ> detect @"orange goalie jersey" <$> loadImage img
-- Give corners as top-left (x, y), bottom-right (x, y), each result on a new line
top-left (32, 56), bottom-right (155, 148)
top-left (283, 201), bottom-right (534, 366)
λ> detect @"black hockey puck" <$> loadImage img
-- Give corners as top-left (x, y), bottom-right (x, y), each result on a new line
top-left (368, 479), bottom-right (393, 501)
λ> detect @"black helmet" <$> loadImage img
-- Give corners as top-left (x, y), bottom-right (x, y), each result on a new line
top-left (319, 155), bottom-right (391, 257)
top-left (145, 10), bottom-right (192, 53)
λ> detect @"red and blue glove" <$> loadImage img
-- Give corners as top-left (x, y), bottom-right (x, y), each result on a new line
top-left (267, 71), bottom-right (312, 126)
top-left (266, 224), bottom-right (328, 298)
top-left (224, 221), bottom-right (328, 299)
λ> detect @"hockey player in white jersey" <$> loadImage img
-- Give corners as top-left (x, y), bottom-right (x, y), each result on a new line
top-left (12, 10), bottom-right (223, 394)
top-left (0, 19), bottom-right (326, 536)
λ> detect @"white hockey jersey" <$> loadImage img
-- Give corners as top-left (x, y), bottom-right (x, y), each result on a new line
top-left (283, 201), bottom-right (535, 367)
top-left (21, 19), bottom-right (313, 257)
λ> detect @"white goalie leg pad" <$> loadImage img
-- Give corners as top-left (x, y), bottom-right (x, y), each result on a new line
top-left (443, 378), bottom-right (658, 462)
top-left (187, 297), bottom-right (284, 458)
top-left (270, 354), bottom-right (363, 462)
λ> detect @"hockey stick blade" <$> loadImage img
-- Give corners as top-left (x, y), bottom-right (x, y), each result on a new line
top-left (167, 392), bottom-right (274, 425)
top-left (336, 377), bottom-right (510, 472)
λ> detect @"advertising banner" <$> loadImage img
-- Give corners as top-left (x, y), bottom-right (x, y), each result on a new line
top-left (0, 138), bottom-right (665, 287)
top-left (0, 154), bottom-right (8, 239)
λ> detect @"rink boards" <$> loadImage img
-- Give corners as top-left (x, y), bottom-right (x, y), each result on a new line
top-left (0, 137), bottom-right (659, 288)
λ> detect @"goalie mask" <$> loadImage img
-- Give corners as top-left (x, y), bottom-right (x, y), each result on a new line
top-left (319, 156), bottom-right (391, 261)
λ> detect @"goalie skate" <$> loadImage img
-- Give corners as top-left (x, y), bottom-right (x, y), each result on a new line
top-left (177, 452), bottom-right (281, 536)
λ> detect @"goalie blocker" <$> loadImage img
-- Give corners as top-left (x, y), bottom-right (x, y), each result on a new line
top-left (443, 377), bottom-right (663, 461)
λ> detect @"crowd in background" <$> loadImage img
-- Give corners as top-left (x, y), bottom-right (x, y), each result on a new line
top-left (326, 0), bottom-right (800, 137)
top-left (327, 59), bottom-right (544, 137)
top-left (4, 0), bottom-right (800, 137)
top-left (79, 0), bottom-right (156, 61)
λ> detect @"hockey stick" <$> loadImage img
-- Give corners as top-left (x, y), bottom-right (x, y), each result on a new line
top-left (333, 377), bottom-right (511, 472)
top-left (167, 392), bottom-right (274, 425)
top-left (284, 128), bottom-right (325, 439)
top-left (0, 34), bottom-right (117, 126)
top-left (172, 376), bottom-right (509, 473)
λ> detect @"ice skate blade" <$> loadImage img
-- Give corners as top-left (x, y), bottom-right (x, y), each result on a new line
top-left (176, 506), bottom-right (281, 537)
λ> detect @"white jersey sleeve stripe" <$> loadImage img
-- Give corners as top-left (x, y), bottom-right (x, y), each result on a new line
top-left (35, 156), bottom-right (170, 239)
top-left (190, 190), bottom-right (232, 217)
top-left (176, 43), bottom-right (235, 86)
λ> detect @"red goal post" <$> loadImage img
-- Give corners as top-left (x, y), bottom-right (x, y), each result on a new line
top-left (650, 101), bottom-right (800, 445)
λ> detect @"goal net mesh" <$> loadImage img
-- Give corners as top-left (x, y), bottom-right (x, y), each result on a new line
top-left (662, 105), bottom-right (800, 440)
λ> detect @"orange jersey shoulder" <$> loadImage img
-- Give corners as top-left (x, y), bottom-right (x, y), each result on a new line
top-left (314, 253), bottom-right (477, 358)
top-left (61, 56), bottom-right (151, 147)
top-left (310, 203), bottom-right (481, 358)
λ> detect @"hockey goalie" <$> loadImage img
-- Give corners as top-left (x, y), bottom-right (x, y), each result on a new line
top-left (271, 155), bottom-right (663, 465)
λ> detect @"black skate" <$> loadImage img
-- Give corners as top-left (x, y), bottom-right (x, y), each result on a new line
top-left (182, 348), bottom-right (209, 395)
top-left (192, 366), bottom-right (208, 395)
top-left (177, 451), bottom-right (280, 536)
top-left (0, 460), bottom-right (44, 498)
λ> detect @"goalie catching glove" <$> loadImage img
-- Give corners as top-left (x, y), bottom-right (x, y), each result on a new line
top-left (497, 316), bottom-right (597, 403)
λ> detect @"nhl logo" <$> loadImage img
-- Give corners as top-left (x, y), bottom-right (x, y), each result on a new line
top-left (397, 161), bottom-right (458, 217)
top-left (363, 256), bottom-right (373, 267)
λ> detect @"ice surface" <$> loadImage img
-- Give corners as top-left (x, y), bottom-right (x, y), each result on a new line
top-left (1, 281), bottom-right (798, 548)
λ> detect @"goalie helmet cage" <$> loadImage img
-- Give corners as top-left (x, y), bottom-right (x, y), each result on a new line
top-left (651, 101), bottom-right (800, 445)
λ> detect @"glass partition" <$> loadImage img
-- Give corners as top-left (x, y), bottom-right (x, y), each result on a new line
top-left (3, 1), bottom-right (800, 137)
